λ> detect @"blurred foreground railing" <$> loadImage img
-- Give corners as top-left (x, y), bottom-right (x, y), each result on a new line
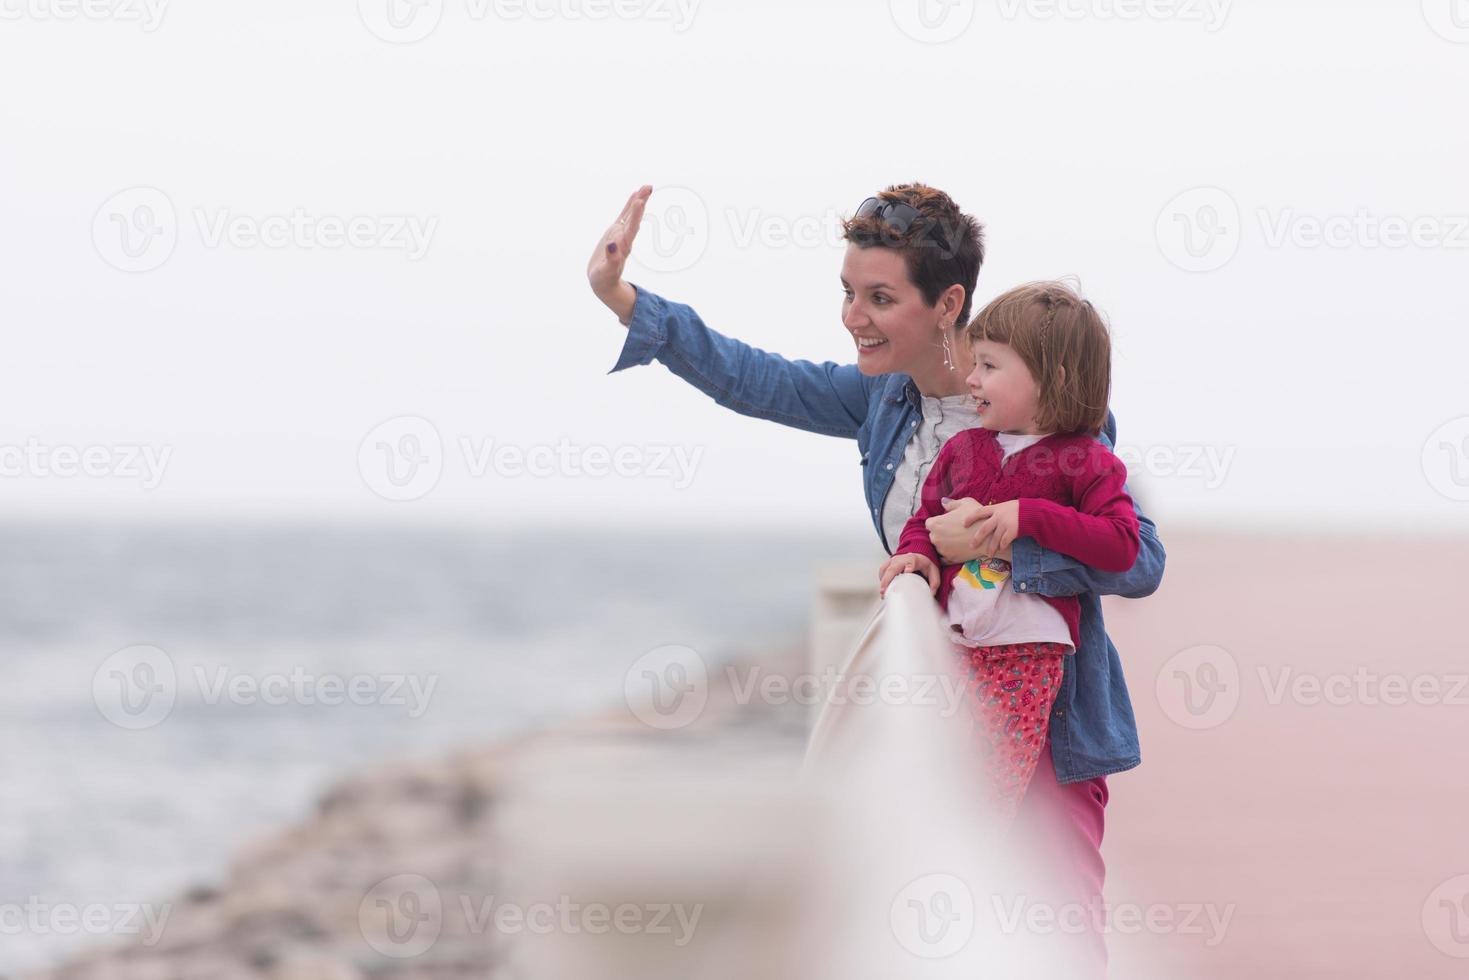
top-left (489, 570), bottom-right (1087, 979)
top-left (802, 572), bottom-right (970, 775)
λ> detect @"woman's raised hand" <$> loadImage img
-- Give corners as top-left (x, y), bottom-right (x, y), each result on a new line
top-left (587, 185), bottom-right (652, 324)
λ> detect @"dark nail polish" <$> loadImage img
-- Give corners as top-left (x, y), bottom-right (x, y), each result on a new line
top-left (606, 242), bottom-right (618, 254)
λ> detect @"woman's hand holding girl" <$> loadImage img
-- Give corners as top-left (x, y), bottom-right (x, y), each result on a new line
top-left (927, 497), bottom-right (1016, 564)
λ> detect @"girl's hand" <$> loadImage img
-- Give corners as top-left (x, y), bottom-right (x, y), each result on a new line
top-left (878, 553), bottom-right (940, 597)
top-left (587, 185), bottom-right (652, 324)
top-left (926, 498), bottom-right (1013, 564)
top-left (965, 500), bottom-right (1021, 558)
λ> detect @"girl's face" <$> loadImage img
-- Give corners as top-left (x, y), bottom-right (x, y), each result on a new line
top-left (965, 338), bottom-right (1042, 435)
top-left (840, 244), bottom-right (950, 378)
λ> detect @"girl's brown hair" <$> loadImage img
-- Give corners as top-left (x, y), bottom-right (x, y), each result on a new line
top-left (966, 280), bottom-right (1112, 437)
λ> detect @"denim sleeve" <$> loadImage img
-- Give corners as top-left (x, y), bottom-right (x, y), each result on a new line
top-left (608, 285), bottom-right (875, 438)
top-left (1009, 408), bottom-right (1167, 599)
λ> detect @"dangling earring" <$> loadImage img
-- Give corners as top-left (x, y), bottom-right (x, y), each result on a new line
top-left (940, 323), bottom-right (955, 371)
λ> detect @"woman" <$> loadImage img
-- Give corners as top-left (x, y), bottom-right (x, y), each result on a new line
top-left (587, 183), bottom-right (1165, 974)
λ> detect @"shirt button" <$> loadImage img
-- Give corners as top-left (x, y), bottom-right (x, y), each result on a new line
top-left (910, 420), bottom-right (917, 427)
top-left (886, 463), bottom-right (894, 470)
top-left (1018, 583), bottom-right (1027, 591)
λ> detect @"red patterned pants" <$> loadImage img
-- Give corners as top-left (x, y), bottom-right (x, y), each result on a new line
top-left (955, 640), bottom-right (1070, 822)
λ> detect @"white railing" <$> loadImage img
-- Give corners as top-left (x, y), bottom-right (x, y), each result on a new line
top-left (492, 570), bottom-right (1080, 979)
top-left (792, 571), bottom-right (1060, 978)
top-left (802, 572), bottom-right (972, 775)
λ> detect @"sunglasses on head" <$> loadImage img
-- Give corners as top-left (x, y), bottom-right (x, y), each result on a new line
top-left (853, 196), bottom-right (953, 255)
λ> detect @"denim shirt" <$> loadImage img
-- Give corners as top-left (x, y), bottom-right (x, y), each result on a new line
top-left (609, 287), bottom-right (1166, 783)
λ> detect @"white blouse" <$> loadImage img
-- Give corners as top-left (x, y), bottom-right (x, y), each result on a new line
top-left (879, 392), bottom-right (984, 549)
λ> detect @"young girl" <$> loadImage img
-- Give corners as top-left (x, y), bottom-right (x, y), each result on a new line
top-left (878, 281), bottom-right (1141, 819)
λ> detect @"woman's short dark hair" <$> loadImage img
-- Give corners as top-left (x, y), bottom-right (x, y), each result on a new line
top-left (841, 183), bottom-right (986, 325)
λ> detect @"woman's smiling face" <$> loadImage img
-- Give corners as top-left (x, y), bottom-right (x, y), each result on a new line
top-left (840, 244), bottom-right (945, 377)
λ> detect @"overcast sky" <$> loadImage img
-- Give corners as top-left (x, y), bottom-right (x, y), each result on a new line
top-left (2, 0), bottom-right (1466, 534)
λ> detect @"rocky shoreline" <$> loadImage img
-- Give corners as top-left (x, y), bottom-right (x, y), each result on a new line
top-left (30, 644), bottom-right (811, 980)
